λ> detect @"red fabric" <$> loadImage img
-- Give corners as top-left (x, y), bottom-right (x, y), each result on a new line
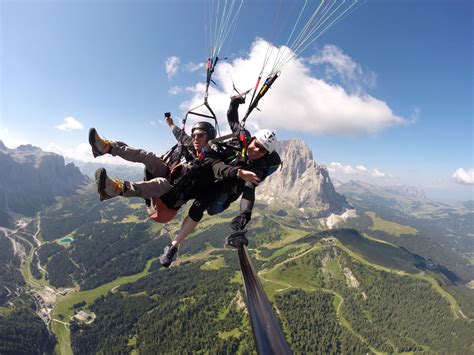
top-left (149, 198), bottom-right (178, 223)
top-left (239, 131), bottom-right (249, 152)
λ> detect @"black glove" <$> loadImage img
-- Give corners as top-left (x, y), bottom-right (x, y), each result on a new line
top-left (226, 229), bottom-right (248, 248)
top-left (230, 212), bottom-right (251, 231)
top-left (231, 95), bottom-right (246, 105)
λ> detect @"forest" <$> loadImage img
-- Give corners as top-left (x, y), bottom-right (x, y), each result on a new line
top-left (0, 236), bottom-right (24, 306)
top-left (338, 256), bottom-right (473, 353)
top-left (69, 236), bottom-right (474, 354)
top-left (37, 198), bottom-right (170, 289)
top-left (272, 245), bottom-right (473, 353)
top-left (0, 308), bottom-right (55, 354)
top-left (3, 189), bottom-right (472, 354)
top-left (276, 290), bottom-right (370, 353)
top-left (71, 254), bottom-right (255, 354)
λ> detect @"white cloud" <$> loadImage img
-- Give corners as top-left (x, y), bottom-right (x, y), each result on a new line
top-left (169, 86), bottom-right (183, 95)
top-left (55, 116), bottom-right (84, 131)
top-left (307, 44), bottom-right (376, 93)
top-left (328, 162), bottom-right (387, 178)
top-left (452, 168), bottom-right (474, 185)
top-left (185, 61), bottom-right (205, 72)
top-left (43, 142), bottom-right (136, 166)
top-left (165, 56), bottom-right (180, 78)
top-left (44, 142), bottom-right (89, 160)
top-left (180, 39), bottom-right (406, 135)
top-left (371, 168), bottom-right (385, 178)
top-left (329, 162), bottom-right (357, 175)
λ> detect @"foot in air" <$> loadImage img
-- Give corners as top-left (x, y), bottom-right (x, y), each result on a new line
top-left (160, 244), bottom-right (178, 268)
top-left (226, 230), bottom-right (248, 249)
top-left (89, 128), bottom-right (113, 157)
top-left (95, 168), bottom-right (124, 201)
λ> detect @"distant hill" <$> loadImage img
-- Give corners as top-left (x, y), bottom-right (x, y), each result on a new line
top-left (461, 200), bottom-right (474, 209)
top-left (337, 179), bottom-right (473, 240)
top-left (337, 180), bottom-right (429, 212)
top-left (65, 157), bottom-right (143, 182)
top-left (0, 141), bottom-right (88, 226)
top-left (337, 179), bottom-right (474, 281)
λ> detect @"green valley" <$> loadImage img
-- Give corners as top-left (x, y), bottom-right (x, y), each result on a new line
top-left (1, 188), bottom-right (473, 354)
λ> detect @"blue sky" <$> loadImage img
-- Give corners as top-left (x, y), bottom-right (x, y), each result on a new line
top-left (1, 0), bottom-right (472, 202)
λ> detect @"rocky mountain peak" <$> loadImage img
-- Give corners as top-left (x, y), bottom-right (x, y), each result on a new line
top-left (257, 139), bottom-right (350, 217)
top-left (0, 144), bottom-right (89, 226)
top-left (276, 139), bottom-right (314, 187)
top-left (17, 144), bottom-right (42, 153)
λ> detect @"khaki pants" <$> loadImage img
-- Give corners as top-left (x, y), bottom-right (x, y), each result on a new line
top-left (111, 142), bottom-right (172, 199)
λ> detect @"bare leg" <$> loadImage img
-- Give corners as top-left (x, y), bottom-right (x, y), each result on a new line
top-left (172, 216), bottom-right (199, 247)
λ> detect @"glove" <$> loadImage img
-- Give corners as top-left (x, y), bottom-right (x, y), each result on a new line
top-left (226, 229), bottom-right (248, 248)
top-left (231, 95), bottom-right (246, 105)
top-left (230, 212), bottom-right (251, 231)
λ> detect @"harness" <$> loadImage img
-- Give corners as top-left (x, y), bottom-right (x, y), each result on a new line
top-left (160, 157), bottom-right (211, 210)
top-left (143, 144), bottom-right (193, 209)
top-left (144, 146), bottom-right (211, 223)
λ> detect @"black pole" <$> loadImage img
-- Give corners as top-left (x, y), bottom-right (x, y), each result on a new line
top-left (242, 72), bottom-right (280, 128)
top-left (237, 246), bottom-right (292, 355)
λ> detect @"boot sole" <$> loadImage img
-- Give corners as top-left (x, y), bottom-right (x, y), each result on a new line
top-left (95, 168), bottom-right (107, 201)
top-left (159, 257), bottom-right (172, 268)
top-left (89, 128), bottom-right (104, 158)
top-left (159, 246), bottom-right (178, 267)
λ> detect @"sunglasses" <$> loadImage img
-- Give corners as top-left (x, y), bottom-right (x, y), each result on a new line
top-left (192, 132), bottom-right (207, 139)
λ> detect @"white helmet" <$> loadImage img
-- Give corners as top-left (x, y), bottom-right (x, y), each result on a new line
top-left (254, 129), bottom-right (277, 153)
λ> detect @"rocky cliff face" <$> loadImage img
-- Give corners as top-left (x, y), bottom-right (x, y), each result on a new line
top-left (0, 141), bottom-right (88, 226)
top-left (257, 139), bottom-right (350, 217)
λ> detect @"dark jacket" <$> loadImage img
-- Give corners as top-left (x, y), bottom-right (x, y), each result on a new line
top-left (159, 127), bottom-right (217, 220)
top-left (161, 126), bottom-right (197, 169)
top-left (206, 98), bottom-right (282, 216)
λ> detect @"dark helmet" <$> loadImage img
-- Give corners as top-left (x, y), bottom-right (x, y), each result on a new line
top-left (191, 122), bottom-right (216, 140)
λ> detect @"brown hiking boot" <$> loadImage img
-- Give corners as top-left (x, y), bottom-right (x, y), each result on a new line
top-left (95, 168), bottom-right (124, 201)
top-left (89, 128), bottom-right (113, 157)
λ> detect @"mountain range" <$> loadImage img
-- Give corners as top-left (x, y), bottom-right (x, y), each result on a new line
top-left (0, 140), bottom-right (473, 354)
top-left (0, 141), bottom-right (88, 227)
